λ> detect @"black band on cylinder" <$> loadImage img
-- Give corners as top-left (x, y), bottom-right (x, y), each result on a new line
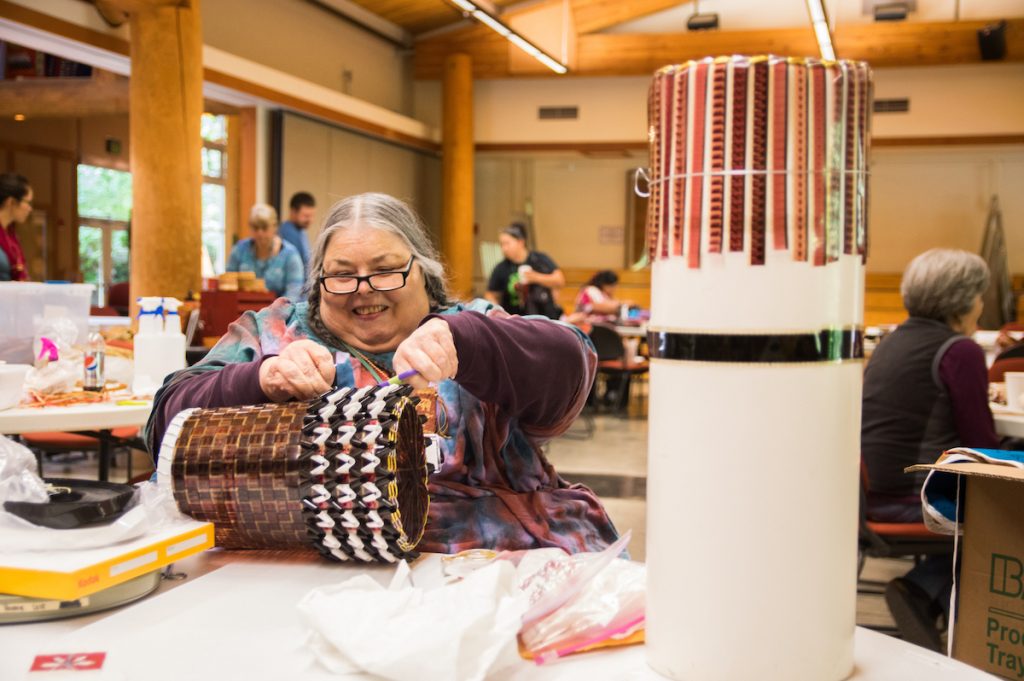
top-left (647, 328), bottom-right (863, 363)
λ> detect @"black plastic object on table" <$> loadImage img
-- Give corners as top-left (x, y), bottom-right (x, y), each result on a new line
top-left (3, 478), bottom-right (135, 529)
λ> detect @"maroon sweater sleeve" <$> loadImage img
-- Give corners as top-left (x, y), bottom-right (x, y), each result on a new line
top-left (145, 359), bottom-right (272, 457)
top-left (430, 311), bottom-right (594, 431)
top-left (938, 338), bottom-right (1001, 449)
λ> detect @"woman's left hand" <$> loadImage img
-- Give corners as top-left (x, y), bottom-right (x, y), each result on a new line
top-left (393, 318), bottom-right (458, 389)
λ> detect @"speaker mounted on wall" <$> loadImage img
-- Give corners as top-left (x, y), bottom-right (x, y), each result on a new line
top-left (978, 20), bottom-right (1007, 61)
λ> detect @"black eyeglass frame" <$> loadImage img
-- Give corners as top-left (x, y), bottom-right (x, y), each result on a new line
top-left (319, 255), bottom-right (416, 295)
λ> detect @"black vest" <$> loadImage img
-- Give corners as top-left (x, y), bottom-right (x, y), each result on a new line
top-left (861, 317), bottom-right (964, 495)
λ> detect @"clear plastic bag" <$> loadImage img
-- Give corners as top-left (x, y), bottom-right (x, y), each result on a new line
top-left (0, 434), bottom-right (49, 503)
top-left (516, 530), bottom-right (646, 664)
top-left (0, 434), bottom-right (186, 550)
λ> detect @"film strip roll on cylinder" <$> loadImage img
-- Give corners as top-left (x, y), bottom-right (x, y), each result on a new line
top-left (156, 383), bottom-right (430, 563)
top-left (644, 56), bottom-right (871, 681)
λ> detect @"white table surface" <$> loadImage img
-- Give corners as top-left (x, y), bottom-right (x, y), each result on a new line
top-left (88, 316), bottom-right (131, 328)
top-left (0, 401), bottom-right (152, 435)
top-left (0, 548), bottom-right (994, 681)
top-left (992, 403), bottom-right (1024, 439)
top-left (614, 325), bottom-right (647, 338)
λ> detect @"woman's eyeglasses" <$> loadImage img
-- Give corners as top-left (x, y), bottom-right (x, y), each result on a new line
top-left (320, 256), bottom-right (415, 295)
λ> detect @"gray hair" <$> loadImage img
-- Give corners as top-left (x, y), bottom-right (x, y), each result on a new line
top-left (249, 203), bottom-right (278, 230)
top-left (305, 193), bottom-right (452, 311)
top-left (901, 248), bottom-right (990, 323)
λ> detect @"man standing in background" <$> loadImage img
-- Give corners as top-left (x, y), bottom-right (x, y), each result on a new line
top-left (278, 191), bottom-right (316, 277)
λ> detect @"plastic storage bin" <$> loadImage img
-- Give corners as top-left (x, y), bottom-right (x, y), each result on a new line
top-left (0, 282), bottom-right (94, 363)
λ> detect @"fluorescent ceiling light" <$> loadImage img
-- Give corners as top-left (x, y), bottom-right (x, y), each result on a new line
top-left (805, 0), bottom-right (837, 61)
top-left (447, 0), bottom-right (568, 74)
top-left (472, 10), bottom-right (510, 37)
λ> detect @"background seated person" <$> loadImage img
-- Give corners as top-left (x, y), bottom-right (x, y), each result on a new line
top-left (484, 222), bottom-right (564, 319)
top-left (146, 193), bottom-right (618, 555)
top-left (574, 270), bottom-right (633, 324)
top-left (862, 248), bottom-right (1000, 652)
top-left (227, 203), bottom-right (304, 301)
top-left (0, 172), bottom-right (33, 281)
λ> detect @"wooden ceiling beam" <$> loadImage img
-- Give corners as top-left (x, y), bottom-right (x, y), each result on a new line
top-left (571, 0), bottom-right (689, 36)
top-left (834, 18), bottom-right (1024, 66)
top-left (576, 27), bottom-right (819, 76)
top-left (92, 0), bottom-right (191, 13)
top-left (0, 77), bottom-right (129, 118)
top-left (0, 76), bottom-right (237, 118)
top-left (415, 18), bottom-right (1024, 78)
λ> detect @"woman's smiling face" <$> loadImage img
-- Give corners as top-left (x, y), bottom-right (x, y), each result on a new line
top-left (318, 223), bottom-right (430, 353)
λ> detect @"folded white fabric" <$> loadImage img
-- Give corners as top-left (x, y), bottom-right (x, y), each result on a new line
top-left (298, 559), bottom-right (527, 680)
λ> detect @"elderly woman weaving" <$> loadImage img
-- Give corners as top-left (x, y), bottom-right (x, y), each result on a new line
top-left (146, 193), bottom-right (618, 554)
top-left (862, 248), bottom-right (1002, 651)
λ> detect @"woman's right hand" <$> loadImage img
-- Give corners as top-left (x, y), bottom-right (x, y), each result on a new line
top-left (258, 339), bottom-right (335, 402)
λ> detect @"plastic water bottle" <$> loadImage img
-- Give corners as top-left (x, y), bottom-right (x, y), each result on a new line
top-left (83, 331), bottom-right (106, 392)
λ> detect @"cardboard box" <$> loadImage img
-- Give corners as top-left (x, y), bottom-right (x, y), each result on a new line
top-left (910, 460), bottom-right (1024, 679)
top-left (0, 520), bottom-right (214, 600)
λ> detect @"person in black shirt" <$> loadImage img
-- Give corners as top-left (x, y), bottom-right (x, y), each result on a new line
top-left (485, 222), bottom-right (564, 319)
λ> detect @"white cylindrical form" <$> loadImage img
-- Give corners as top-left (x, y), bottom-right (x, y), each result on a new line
top-left (644, 56), bottom-right (871, 681)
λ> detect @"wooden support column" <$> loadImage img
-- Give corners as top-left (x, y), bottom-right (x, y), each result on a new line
top-left (236, 107), bottom-right (258, 246)
top-left (441, 53), bottom-right (474, 300)
top-left (126, 0), bottom-right (204, 307)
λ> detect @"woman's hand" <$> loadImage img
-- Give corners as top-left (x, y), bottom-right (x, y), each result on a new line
top-left (392, 318), bottom-right (458, 389)
top-left (258, 339), bottom-right (336, 402)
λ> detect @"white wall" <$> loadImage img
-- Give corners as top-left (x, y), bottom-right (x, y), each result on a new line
top-left (454, 61), bottom-right (1024, 279)
top-left (475, 146), bottom-right (1024, 278)
top-left (280, 114), bottom-right (440, 250)
top-left (474, 155), bottom-right (642, 282)
top-left (203, 0), bottom-right (412, 116)
top-left (869, 145), bottom-right (1024, 273)
top-left (872, 63), bottom-right (1024, 138)
top-left (413, 63), bottom-right (1024, 144)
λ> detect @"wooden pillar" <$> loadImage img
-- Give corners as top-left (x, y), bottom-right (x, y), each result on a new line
top-left (127, 0), bottom-right (204, 307)
top-left (236, 107), bottom-right (258, 246)
top-left (441, 53), bottom-right (474, 300)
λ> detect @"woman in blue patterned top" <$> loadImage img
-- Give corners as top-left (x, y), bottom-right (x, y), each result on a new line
top-left (227, 203), bottom-right (305, 301)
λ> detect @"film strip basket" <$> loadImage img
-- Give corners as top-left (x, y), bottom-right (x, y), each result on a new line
top-left (157, 384), bottom-right (431, 563)
top-left (645, 56), bottom-right (871, 269)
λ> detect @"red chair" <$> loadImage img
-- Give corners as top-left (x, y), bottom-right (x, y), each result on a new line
top-left (989, 357), bottom-right (1024, 383)
top-left (858, 462), bottom-right (951, 585)
top-left (107, 281), bottom-right (130, 316)
top-left (90, 305), bottom-right (119, 316)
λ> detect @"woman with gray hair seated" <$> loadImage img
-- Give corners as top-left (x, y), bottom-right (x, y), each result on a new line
top-left (862, 247), bottom-right (1001, 652)
top-left (146, 192), bottom-right (618, 555)
top-left (226, 203), bottom-right (305, 301)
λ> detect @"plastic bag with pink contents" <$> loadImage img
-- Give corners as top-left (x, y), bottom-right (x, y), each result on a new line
top-left (515, 530), bottom-right (645, 664)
